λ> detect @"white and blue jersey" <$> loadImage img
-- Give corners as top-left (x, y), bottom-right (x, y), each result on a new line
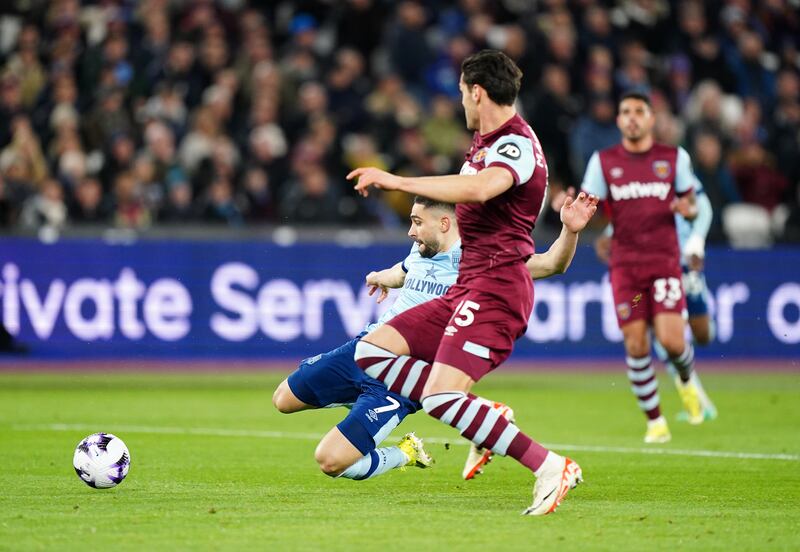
top-left (287, 240), bottom-right (461, 456)
top-left (367, 240), bottom-right (461, 332)
top-left (675, 170), bottom-right (713, 317)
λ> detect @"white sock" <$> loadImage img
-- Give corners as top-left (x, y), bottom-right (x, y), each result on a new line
top-left (534, 451), bottom-right (563, 478)
top-left (338, 447), bottom-right (408, 480)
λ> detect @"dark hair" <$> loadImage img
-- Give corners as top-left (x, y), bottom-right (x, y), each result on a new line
top-left (414, 195), bottom-right (455, 212)
top-left (461, 49), bottom-right (522, 106)
top-left (619, 90), bottom-right (653, 108)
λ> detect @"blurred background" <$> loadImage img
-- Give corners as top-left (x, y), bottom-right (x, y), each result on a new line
top-left (0, 0), bottom-right (798, 362)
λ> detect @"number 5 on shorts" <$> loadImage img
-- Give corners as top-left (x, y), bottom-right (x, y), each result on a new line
top-left (453, 300), bottom-right (480, 327)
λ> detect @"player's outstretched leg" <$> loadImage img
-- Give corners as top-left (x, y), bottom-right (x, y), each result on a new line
top-left (421, 391), bottom-right (581, 515)
top-left (463, 400), bottom-right (515, 480)
top-left (354, 340), bottom-right (432, 401)
top-left (337, 433), bottom-right (432, 480)
top-left (316, 428), bottom-right (433, 481)
top-left (627, 355), bottom-right (671, 443)
top-left (668, 344), bottom-right (704, 425)
top-left (655, 340), bottom-right (717, 422)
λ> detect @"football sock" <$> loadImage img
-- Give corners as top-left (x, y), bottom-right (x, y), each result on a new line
top-left (338, 447), bottom-right (408, 480)
top-left (626, 355), bottom-right (662, 420)
top-left (354, 340), bottom-right (431, 401)
top-left (421, 391), bottom-right (549, 473)
top-left (669, 344), bottom-right (695, 383)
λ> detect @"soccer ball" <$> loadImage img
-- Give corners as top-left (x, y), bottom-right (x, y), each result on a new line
top-left (72, 433), bottom-right (131, 489)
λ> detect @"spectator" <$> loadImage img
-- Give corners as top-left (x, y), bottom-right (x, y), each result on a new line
top-left (19, 177), bottom-right (67, 233)
top-left (111, 171), bottom-right (150, 229)
top-left (525, 64), bottom-right (579, 184)
top-left (159, 168), bottom-right (197, 224)
top-left (201, 176), bottom-right (243, 226)
top-left (730, 141), bottom-right (790, 214)
top-left (69, 176), bottom-right (109, 224)
top-left (692, 131), bottom-right (740, 240)
top-left (240, 166), bottom-right (275, 223)
top-left (281, 164), bottom-right (343, 224)
top-left (569, 95), bottom-right (620, 178)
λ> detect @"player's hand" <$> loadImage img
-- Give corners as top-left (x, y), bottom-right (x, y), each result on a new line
top-left (594, 234), bottom-right (611, 265)
top-left (347, 167), bottom-right (404, 197)
top-left (560, 190), bottom-right (599, 233)
top-left (670, 196), bottom-right (698, 219)
top-left (365, 271), bottom-right (389, 303)
top-left (688, 254), bottom-right (704, 271)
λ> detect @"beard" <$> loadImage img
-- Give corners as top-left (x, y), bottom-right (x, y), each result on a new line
top-left (418, 239), bottom-right (440, 258)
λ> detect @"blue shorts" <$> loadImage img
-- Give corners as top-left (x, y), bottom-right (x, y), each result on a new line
top-left (287, 335), bottom-right (420, 455)
top-left (682, 267), bottom-right (710, 317)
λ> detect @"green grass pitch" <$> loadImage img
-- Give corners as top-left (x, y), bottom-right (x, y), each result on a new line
top-left (1, 369), bottom-right (799, 551)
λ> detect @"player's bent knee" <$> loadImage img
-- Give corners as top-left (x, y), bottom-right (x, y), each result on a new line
top-left (272, 381), bottom-right (300, 414)
top-left (661, 338), bottom-right (686, 357)
top-left (314, 445), bottom-right (346, 477)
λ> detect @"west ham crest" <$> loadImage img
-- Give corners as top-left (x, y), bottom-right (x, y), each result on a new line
top-left (472, 148), bottom-right (487, 163)
top-left (652, 160), bottom-right (671, 179)
top-left (616, 302), bottom-right (631, 320)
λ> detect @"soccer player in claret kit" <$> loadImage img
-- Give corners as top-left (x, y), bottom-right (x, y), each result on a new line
top-left (581, 91), bottom-right (713, 443)
top-left (348, 50), bottom-right (590, 516)
top-left (271, 193), bottom-right (597, 483)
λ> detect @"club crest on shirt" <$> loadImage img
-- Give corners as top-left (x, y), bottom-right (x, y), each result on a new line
top-left (472, 148), bottom-right (487, 163)
top-left (652, 160), bottom-right (671, 179)
top-left (616, 302), bottom-right (631, 320)
top-left (610, 167), bottom-right (624, 178)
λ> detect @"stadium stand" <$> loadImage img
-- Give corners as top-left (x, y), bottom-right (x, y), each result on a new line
top-left (0, 0), bottom-right (797, 243)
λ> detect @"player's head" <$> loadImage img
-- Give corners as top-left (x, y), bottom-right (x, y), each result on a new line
top-left (409, 196), bottom-right (457, 258)
top-left (617, 91), bottom-right (655, 143)
top-left (459, 49), bottom-right (522, 130)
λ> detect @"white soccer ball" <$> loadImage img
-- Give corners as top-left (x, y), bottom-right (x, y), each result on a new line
top-left (72, 433), bottom-right (131, 489)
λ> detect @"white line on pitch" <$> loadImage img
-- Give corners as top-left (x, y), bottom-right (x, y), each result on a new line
top-left (11, 423), bottom-right (799, 462)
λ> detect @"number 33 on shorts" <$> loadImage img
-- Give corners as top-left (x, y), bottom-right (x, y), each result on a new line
top-left (452, 300), bottom-right (481, 327)
top-left (653, 277), bottom-right (682, 308)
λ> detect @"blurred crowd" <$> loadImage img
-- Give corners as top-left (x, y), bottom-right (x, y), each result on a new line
top-left (0, 0), bottom-right (798, 243)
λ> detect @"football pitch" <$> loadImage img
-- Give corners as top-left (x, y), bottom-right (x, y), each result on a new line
top-left (1, 368), bottom-right (798, 551)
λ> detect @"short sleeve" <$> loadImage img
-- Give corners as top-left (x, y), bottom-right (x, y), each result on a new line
top-left (675, 147), bottom-right (701, 195)
top-left (580, 152), bottom-right (607, 200)
top-left (484, 133), bottom-right (536, 185)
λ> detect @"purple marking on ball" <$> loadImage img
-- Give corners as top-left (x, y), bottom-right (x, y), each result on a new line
top-left (94, 433), bottom-right (113, 451)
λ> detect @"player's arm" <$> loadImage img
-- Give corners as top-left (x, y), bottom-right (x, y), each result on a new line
top-left (671, 147), bottom-right (700, 220)
top-left (577, 152), bottom-right (612, 264)
top-left (348, 166), bottom-right (514, 204)
top-left (594, 223), bottom-right (613, 265)
top-left (350, 133), bottom-right (535, 204)
top-left (528, 191), bottom-right (598, 279)
top-left (365, 262), bottom-right (406, 304)
top-left (671, 188), bottom-right (697, 220)
top-left (684, 191), bottom-right (713, 270)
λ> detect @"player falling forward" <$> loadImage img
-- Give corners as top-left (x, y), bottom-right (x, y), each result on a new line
top-left (272, 192), bottom-right (597, 482)
top-left (595, 187), bottom-right (718, 422)
top-left (581, 91), bottom-right (713, 443)
top-left (349, 50), bottom-right (590, 516)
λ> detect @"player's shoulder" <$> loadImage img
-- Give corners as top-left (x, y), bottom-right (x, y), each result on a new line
top-left (597, 143), bottom-right (626, 159)
top-left (651, 142), bottom-right (680, 158)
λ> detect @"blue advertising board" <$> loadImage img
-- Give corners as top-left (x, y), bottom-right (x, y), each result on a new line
top-left (0, 238), bottom-right (798, 359)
